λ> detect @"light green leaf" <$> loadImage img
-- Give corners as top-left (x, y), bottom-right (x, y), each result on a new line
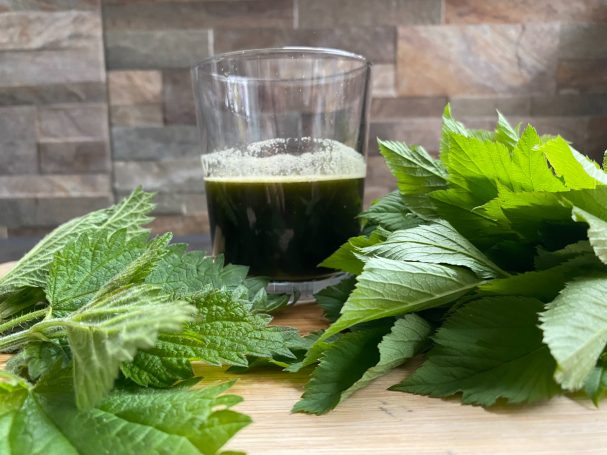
top-left (541, 276), bottom-right (607, 391)
top-left (584, 366), bottom-right (607, 406)
top-left (572, 207), bottom-right (607, 265)
top-left (0, 189), bottom-right (154, 304)
top-left (341, 314), bottom-right (432, 401)
top-left (541, 137), bottom-right (600, 189)
top-left (122, 288), bottom-right (296, 388)
top-left (570, 147), bottom-right (607, 185)
top-left (319, 258), bottom-right (481, 341)
top-left (395, 297), bottom-right (559, 406)
top-left (362, 221), bottom-right (506, 279)
top-left (0, 371), bottom-right (250, 455)
top-left (46, 229), bottom-right (170, 313)
top-left (495, 111), bottom-right (520, 150)
top-left (378, 139), bottom-right (448, 195)
top-left (319, 230), bottom-right (385, 275)
top-left (360, 191), bottom-right (422, 231)
top-left (146, 246), bottom-right (248, 298)
top-left (292, 327), bottom-right (387, 414)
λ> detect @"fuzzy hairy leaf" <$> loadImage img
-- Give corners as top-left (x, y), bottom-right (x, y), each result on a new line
top-left (395, 297), bottom-right (559, 406)
top-left (541, 276), bottom-right (607, 391)
top-left (360, 191), bottom-right (422, 232)
top-left (319, 230), bottom-right (385, 275)
top-left (122, 288), bottom-right (296, 387)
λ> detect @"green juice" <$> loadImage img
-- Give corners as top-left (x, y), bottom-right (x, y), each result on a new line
top-left (202, 138), bottom-right (366, 281)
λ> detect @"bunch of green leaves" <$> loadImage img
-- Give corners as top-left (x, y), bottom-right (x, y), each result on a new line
top-left (0, 188), bottom-right (297, 454)
top-left (293, 106), bottom-right (607, 414)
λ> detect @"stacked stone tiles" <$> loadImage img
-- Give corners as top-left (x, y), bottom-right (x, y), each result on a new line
top-left (2, 0), bottom-right (607, 237)
top-left (0, 0), bottom-right (111, 238)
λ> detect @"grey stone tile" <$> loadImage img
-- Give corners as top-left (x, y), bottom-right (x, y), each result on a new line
top-left (557, 59), bottom-right (607, 94)
top-left (37, 104), bottom-right (109, 141)
top-left (0, 82), bottom-right (106, 106)
top-left (163, 69), bottom-right (196, 125)
top-left (371, 64), bottom-right (396, 98)
top-left (371, 97), bottom-right (448, 119)
top-left (105, 29), bottom-right (211, 69)
top-left (397, 24), bottom-right (559, 96)
top-left (446, 0), bottom-right (607, 24)
top-left (116, 191), bottom-right (206, 216)
top-left (0, 174), bottom-right (111, 198)
top-left (38, 141), bottom-right (110, 173)
top-left (587, 116), bottom-right (607, 162)
top-left (531, 93), bottom-right (607, 116)
top-left (0, 106), bottom-right (36, 142)
top-left (149, 214), bottom-right (210, 236)
top-left (215, 27), bottom-right (396, 63)
top-left (113, 160), bottom-right (204, 193)
top-left (0, 143), bottom-right (38, 175)
top-left (0, 49), bottom-right (104, 87)
top-left (103, 0), bottom-right (292, 30)
top-left (0, 0), bottom-right (98, 11)
top-left (298, 0), bottom-right (441, 28)
top-left (559, 24), bottom-right (607, 59)
top-left (0, 11), bottom-right (101, 51)
top-left (111, 126), bottom-right (200, 160)
top-left (0, 196), bottom-right (112, 228)
top-left (110, 105), bottom-right (163, 127)
top-left (448, 96), bottom-right (531, 116)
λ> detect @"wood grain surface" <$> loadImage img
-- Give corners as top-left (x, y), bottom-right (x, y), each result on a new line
top-left (1, 260), bottom-right (606, 454)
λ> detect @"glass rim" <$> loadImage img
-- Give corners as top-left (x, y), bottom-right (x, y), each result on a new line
top-left (191, 47), bottom-right (371, 83)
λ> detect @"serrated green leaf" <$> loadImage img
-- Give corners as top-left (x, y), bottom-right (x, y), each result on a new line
top-left (395, 297), bottom-right (559, 406)
top-left (318, 258), bottom-right (481, 342)
top-left (292, 327), bottom-right (387, 414)
top-left (314, 276), bottom-right (357, 323)
top-left (572, 207), bottom-right (607, 265)
top-left (146, 246), bottom-right (248, 298)
top-left (362, 221), bottom-right (506, 279)
top-left (541, 137), bottom-right (601, 189)
top-left (122, 288), bottom-right (296, 387)
top-left (0, 370), bottom-right (249, 455)
top-left (583, 366), bottom-right (607, 406)
top-left (495, 111), bottom-right (520, 150)
top-left (541, 276), bottom-right (607, 391)
top-left (341, 314), bottom-right (432, 401)
top-left (359, 191), bottom-right (422, 231)
top-left (319, 230), bottom-right (385, 275)
top-left (0, 189), bottom-right (154, 312)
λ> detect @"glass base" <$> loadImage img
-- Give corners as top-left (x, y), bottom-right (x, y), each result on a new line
top-left (266, 272), bottom-right (348, 304)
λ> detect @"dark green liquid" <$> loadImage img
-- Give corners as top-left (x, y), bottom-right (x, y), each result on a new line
top-left (206, 176), bottom-right (364, 280)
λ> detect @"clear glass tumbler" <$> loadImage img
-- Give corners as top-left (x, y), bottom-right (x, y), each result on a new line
top-left (192, 47), bottom-right (371, 300)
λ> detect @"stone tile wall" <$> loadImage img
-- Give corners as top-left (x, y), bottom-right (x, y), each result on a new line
top-left (1, 0), bottom-right (607, 238)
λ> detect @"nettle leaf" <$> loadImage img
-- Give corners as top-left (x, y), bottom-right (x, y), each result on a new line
top-left (541, 276), bottom-right (607, 391)
top-left (42, 284), bottom-right (193, 409)
top-left (320, 230), bottom-right (385, 275)
top-left (122, 288), bottom-right (296, 388)
top-left (293, 326), bottom-right (388, 415)
top-left (46, 229), bottom-right (170, 314)
top-left (0, 189), bottom-right (154, 307)
top-left (395, 297), bottom-right (559, 406)
top-left (572, 207), bottom-right (607, 265)
top-left (362, 221), bottom-right (506, 279)
top-left (314, 276), bottom-right (357, 323)
top-left (318, 258), bottom-right (481, 342)
top-left (0, 371), bottom-right (249, 455)
top-left (584, 366), bottom-right (607, 405)
top-left (495, 111), bottom-right (520, 150)
top-left (146, 245), bottom-right (248, 298)
top-left (360, 191), bottom-right (422, 232)
top-left (541, 137), bottom-right (601, 189)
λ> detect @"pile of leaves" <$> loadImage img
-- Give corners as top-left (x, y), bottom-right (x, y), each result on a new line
top-left (0, 189), bottom-right (298, 454)
top-left (293, 107), bottom-right (607, 414)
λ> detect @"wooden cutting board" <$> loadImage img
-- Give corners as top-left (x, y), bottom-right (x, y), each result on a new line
top-left (1, 260), bottom-right (606, 454)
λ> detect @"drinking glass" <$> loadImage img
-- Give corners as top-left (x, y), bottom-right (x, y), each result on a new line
top-left (192, 47), bottom-right (371, 300)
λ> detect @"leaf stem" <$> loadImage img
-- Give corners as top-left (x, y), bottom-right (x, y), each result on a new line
top-left (0, 308), bottom-right (48, 335)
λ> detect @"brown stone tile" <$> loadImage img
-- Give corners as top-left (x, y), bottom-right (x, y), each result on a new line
top-left (103, 0), bottom-right (292, 30)
top-left (559, 24), bottom-right (607, 59)
top-left (368, 118), bottom-right (443, 155)
top-left (531, 94), bottom-right (607, 116)
top-left (0, 11), bottom-right (102, 51)
top-left (105, 29), bottom-right (211, 69)
top-left (38, 141), bottom-right (111, 174)
top-left (298, 0), bottom-right (441, 28)
top-left (149, 214), bottom-right (210, 236)
top-left (116, 191), bottom-right (206, 216)
top-left (0, 49), bottom-right (104, 87)
top-left (557, 59), bottom-right (607, 94)
top-left (397, 24), bottom-right (559, 96)
top-left (108, 70), bottom-right (162, 105)
top-left (371, 97), bottom-right (448, 119)
top-left (0, 196), bottom-right (113, 229)
top-left (0, 0), bottom-right (98, 11)
top-left (446, 0), bottom-right (607, 24)
top-left (448, 96), bottom-right (531, 117)
top-left (110, 105), bottom-right (163, 127)
top-left (111, 125), bottom-right (199, 160)
top-left (587, 116), bottom-right (607, 162)
top-left (371, 64), bottom-right (396, 98)
top-left (508, 116), bottom-right (589, 150)
top-left (0, 174), bottom-right (111, 198)
top-left (0, 82), bottom-right (106, 106)
top-left (163, 70), bottom-right (196, 125)
top-left (364, 185), bottom-right (392, 209)
top-left (113, 160), bottom-right (204, 193)
top-left (366, 155), bottom-right (396, 188)
top-left (37, 104), bottom-right (109, 141)
top-left (215, 27), bottom-right (396, 63)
